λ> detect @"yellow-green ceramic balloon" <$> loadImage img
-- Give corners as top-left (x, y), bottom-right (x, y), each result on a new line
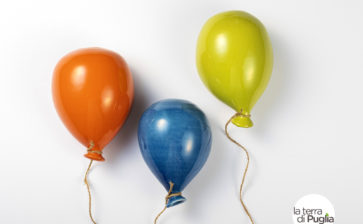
top-left (196, 11), bottom-right (273, 128)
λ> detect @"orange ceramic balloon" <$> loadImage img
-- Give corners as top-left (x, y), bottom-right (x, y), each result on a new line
top-left (52, 48), bottom-right (134, 161)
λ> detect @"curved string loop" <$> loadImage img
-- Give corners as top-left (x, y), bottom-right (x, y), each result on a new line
top-left (154, 181), bottom-right (181, 224)
top-left (225, 111), bottom-right (255, 224)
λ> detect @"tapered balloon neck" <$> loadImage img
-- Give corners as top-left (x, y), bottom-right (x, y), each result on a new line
top-left (232, 114), bottom-right (253, 128)
top-left (166, 195), bottom-right (186, 208)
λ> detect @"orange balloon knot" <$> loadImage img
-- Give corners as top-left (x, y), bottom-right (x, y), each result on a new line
top-left (85, 141), bottom-right (105, 161)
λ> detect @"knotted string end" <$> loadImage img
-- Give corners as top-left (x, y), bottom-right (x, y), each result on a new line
top-left (84, 141), bottom-right (105, 161)
top-left (154, 181), bottom-right (183, 224)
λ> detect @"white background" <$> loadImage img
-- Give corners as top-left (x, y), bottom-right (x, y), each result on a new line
top-left (0, 0), bottom-right (362, 223)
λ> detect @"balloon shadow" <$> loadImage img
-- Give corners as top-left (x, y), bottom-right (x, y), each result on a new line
top-left (181, 118), bottom-right (228, 217)
top-left (104, 67), bottom-right (152, 166)
top-left (251, 31), bottom-right (294, 138)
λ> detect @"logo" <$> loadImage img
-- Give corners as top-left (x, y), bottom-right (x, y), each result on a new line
top-left (293, 194), bottom-right (335, 224)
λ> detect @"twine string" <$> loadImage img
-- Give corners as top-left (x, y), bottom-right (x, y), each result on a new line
top-left (154, 181), bottom-right (181, 224)
top-left (84, 141), bottom-right (99, 224)
top-left (225, 111), bottom-right (255, 224)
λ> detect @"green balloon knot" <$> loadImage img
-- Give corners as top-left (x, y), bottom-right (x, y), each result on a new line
top-left (232, 114), bottom-right (253, 128)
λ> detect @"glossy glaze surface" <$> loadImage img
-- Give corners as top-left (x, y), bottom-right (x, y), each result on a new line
top-left (138, 99), bottom-right (211, 207)
top-left (196, 11), bottom-right (273, 127)
top-left (52, 48), bottom-right (134, 161)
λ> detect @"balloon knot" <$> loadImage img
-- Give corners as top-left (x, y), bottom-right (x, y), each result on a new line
top-left (236, 110), bottom-right (251, 118)
top-left (85, 141), bottom-right (105, 161)
top-left (87, 141), bottom-right (103, 155)
top-left (154, 181), bottom-right (182, 224)
top-left (165, 181), bottom-right (182, 203)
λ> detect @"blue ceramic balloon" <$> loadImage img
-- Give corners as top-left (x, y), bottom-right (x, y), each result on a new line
top-left (138, 99), bottom-right (212, 207)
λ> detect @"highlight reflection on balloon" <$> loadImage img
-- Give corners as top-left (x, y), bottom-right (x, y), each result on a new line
top-left (196, 11), bottom-right (273, 127)
top-left (138, 99), bottom-right (212, 207)
top-left (52, 47), bottom-right (134, 161)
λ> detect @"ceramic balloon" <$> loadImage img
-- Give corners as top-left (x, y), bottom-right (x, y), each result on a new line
top-left (52, 47), bottom-right (134, 223)
top-left (52, 47), bottom-right (134, 161)
top-left (138, 99), bottom-right (211, 207)
top-left (196, 10), bottom-right (273, 128)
